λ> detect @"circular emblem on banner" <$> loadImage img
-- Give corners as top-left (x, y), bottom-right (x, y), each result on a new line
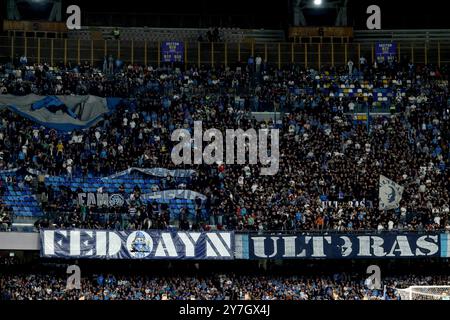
top-left (126, 231), bottom-right (153, 258)
top-left (109, 194), bottom-right (124, 207)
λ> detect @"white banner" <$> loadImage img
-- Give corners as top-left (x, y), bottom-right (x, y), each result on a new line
top-left (100, 167), bottom-right (196, 181)
top-left (379, 175), bottom-right (404, 210)
top-left (141, 189), bottom-right (207, 201)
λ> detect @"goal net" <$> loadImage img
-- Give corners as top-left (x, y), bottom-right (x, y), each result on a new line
top-left (397, 286), bottom-right (450, 300)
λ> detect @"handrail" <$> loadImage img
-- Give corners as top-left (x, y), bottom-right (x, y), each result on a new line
top-left (354, 29), bottom-right (450, 42)
top-left (0, 36), bottom-right (449, 71)
top-left (3, 228), bottom-right (447, 235)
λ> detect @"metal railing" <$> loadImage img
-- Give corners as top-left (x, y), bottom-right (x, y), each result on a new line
top-left (354, 29), bottom-right (450, 43)
top-left (1, 36), bottom-right (450, 68)
top-left (5, 224), bottom-right (447, 235)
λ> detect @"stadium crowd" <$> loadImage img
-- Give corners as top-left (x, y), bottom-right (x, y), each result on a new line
top-left (1, 272), bottom-right (450, 300)
top-left (0, 56), bottom-right (449, 232)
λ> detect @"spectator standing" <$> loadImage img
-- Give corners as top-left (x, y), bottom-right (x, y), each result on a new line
top-left (255, 55), bottom-right (262, 73)
top-left (348, 59), bottom-right (354, 75)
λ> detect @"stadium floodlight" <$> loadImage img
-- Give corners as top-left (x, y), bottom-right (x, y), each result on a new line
top-left (313, 0), bottom-right (323, 6)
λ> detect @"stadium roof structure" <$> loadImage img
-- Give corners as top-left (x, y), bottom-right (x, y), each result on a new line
top-left (4, 0), bottom-right (448, 30)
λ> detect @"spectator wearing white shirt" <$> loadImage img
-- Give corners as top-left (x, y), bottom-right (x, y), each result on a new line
top-left (347, 60), bottom-right (354, 75)
top-left (255, 55), bottom-right (262, 73)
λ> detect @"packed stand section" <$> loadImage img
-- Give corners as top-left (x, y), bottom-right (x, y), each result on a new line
top-left (1, 272), bottom-right (450, 300)
top-left (0, 57), bottom-right (449, 232)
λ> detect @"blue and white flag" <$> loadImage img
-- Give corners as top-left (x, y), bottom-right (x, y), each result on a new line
top-left (100, 167), bottom-right (196, 181)
top-left (141, 189), bottom-right (207, 201)
top-left (379, 175), bottom-right (404, 210)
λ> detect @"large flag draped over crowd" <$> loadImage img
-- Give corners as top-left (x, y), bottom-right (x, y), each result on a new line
top-left (0, 94), bottom-right (122, 132)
